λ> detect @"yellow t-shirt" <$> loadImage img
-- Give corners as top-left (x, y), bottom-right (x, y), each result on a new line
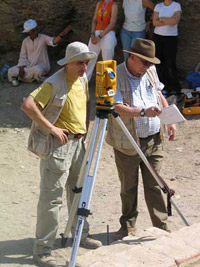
top-left (31, 78), bottom-right (89, 134)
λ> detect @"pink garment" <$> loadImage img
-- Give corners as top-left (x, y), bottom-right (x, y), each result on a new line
top-left (8, 34), bottom-right (55, 82)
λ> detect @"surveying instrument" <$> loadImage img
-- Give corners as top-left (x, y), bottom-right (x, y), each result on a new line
top-left (61, 60), bottom-right (190, 267)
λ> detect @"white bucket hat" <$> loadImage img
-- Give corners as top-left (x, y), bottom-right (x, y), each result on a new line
top-left (22, 19), bottom-right (37, 33)
top-left (57, 42), bottom-right (97, 66)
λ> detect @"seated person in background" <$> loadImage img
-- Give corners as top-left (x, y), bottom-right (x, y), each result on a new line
top-left (8, 19), bottom-right (71, 85)
top-left (87, 0), bottom-right (118, 81)
top-left (121, 0), bottom-right (155, 60)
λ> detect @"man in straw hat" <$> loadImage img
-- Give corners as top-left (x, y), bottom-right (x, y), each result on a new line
top-left (106, 38), bottom-right (176, 239)
top-left (21, 42), bottom-right (102, 267)
top-left (8, 19), bottom-right (71, 86)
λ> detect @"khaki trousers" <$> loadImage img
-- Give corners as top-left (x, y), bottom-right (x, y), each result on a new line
top-left (34, 137), bottom-right (89, 255)
top-left (114, 133), bottom-right (168, 230)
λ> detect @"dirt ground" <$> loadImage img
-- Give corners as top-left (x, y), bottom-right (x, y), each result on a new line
top-left (0, 76), bottom-right (200, 266)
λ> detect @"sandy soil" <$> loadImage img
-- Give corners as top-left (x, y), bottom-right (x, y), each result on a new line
top-left (0, 77), bottom-right (200, 267)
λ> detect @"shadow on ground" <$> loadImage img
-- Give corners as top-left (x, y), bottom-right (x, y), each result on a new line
top-left (0, 238), bottom-right (35, 265)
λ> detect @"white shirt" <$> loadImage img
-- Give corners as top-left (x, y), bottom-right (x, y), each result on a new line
top-left (18, 34), bottom-right (55, 71)
top-left (154, 1), bottom-right (181, 36)
top-left (122, 0), bottom-right (146, 32)
top-left (115, 63), bottom-right (163, 138)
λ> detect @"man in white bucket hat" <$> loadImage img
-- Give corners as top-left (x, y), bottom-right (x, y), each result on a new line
top-left (8, 19), bottom-right (71, 85)
top-left (21, 42), bottom-right (101, 267)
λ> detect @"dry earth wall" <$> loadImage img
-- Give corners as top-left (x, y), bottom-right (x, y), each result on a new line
top-left (0, 0), bottom-right (199, 74)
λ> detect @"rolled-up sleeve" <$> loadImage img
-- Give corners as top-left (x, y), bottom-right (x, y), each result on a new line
top-left (44, 35), bottom-right (57, 47)
top-left (114, 88), bottom-right (123, 104)
top-left (158, 81), bottom-right (165, 92)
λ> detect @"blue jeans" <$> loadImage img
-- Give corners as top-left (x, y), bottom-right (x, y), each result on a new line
top-left (120, 28), bottom-right (146, 60)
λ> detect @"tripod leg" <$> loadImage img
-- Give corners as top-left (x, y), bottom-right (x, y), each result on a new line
top-left (61, 118), bottom-right (104, 246)
top-left (69, 118), bottom-right (108, 267)
top-left (170, 197), bottom-right (190, 226)
top-left (114, 114), bottom-right (190, 226)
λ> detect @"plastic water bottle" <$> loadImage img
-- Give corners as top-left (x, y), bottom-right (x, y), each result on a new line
top-left (0, 64), bottom-right (10, 81)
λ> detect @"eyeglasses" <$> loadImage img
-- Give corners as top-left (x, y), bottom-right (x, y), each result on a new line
top-left (140, 58), bottom-right (153, 67)
top-left (78, 61), bottom-right (89, 66)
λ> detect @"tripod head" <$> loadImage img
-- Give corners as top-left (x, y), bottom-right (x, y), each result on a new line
top-left (95, 60), bottom-right (117, 112)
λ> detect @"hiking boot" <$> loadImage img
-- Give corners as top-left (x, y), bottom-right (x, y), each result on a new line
top-left (66, 259), bottom-right (82, 267)
top-left (80, 235), bottom-right (102, 249)
top-left (33, 253), bottom-right (57, 267)
top-left (114, 226), bottom-right (136, 240)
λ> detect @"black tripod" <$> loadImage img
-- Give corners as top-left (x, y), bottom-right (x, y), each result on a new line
top-left (61, 107), bottom-right (190, 267)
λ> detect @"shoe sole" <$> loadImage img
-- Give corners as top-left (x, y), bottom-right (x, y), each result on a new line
top-left (33, 255), bottom-right (57, 267)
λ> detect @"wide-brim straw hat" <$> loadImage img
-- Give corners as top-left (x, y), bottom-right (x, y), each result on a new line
top-left (22, 19), bottom-right (37, 33)
top-left (57, 42), bottom-right (97, 66)
top-left (123, 38), bottom-right (160, 64)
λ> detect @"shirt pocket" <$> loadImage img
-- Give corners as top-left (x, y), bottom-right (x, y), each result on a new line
top-left (51, 95), bottom-right (66, 107)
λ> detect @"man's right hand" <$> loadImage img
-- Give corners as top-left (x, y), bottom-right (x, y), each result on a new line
top-left (145, 107), bottom-right (161, 117)
top-left (49, 126), bottom-right (69, 145)
top-left (19, 66), bottom-right (25, 78)
top-left (21, 96), bottom-right (70, 145)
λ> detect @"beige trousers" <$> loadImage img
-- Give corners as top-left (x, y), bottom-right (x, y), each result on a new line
top-left (33, 137), bottom-right (89, 255)
top-left (114, 133), bottom-right (168, 230)
top-left (8, 64), bottom-right (49, 82)
top-left (87, 31), bottom-right (117, 81)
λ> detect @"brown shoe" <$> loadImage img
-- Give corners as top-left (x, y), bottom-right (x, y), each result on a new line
top-left (33, 253), bottom-right (57, 267)
top-left (160, 223), bottom-right (171, 233)
top-left (80, 235), bottom-right (102, 249)
top-left (114, 226), bottom-right (136, 240)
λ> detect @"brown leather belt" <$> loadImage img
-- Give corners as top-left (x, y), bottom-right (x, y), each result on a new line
top-left (67, 133), bottom-right (85, 139)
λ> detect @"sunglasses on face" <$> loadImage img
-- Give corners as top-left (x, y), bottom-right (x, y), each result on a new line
top-left (140, 58), bottom-right (153, 67)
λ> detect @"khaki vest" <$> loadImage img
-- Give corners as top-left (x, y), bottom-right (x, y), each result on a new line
top-left (28, 68), bottom-right (87, 159)
top-left (106, 63), bottom-right (163, 156)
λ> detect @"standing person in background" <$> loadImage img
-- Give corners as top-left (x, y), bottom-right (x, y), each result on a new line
top-left (8, 19), bottom-right (71, 85)
top-left (121, 0), bottom-right (155, 60)
top-left (153, 0), bottom-right (182, 96)
top-left (87, 0), bottom-right (118, 81)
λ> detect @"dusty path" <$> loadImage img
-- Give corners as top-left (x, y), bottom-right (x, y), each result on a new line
top-left (0, 80), bottom-right (200, 266)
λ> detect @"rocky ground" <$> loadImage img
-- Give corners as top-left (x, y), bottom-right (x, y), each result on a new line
top-left (0, 77), bottom-right (200, 266)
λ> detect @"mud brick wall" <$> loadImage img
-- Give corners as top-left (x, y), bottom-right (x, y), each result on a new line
top-left (0, 0), bottom-right (199, 74)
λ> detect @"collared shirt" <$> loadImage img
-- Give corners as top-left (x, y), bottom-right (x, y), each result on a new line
top-left (115, 62), bottom-right (163, 138)
top-left (18, 34), bottom-right (55, 71)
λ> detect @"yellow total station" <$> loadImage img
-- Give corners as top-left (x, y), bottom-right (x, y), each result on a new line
top-left (95, 60), bottom-right (117, 110)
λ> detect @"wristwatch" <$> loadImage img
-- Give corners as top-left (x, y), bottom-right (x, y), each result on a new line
top-left (140, 108), bottom-right (145, 117)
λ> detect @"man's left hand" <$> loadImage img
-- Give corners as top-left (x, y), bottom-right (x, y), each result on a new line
top-left (167, 124), bottom-right (176, 141)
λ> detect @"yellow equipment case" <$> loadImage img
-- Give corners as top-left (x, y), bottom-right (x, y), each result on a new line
top-left (182, 91), bottom-right (200, 115)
